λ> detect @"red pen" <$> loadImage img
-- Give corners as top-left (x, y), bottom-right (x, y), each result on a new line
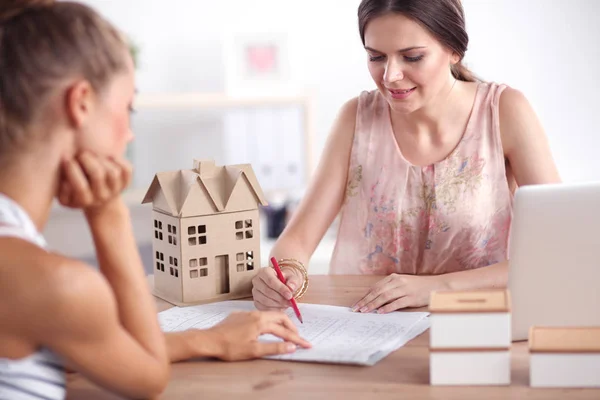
top-left (270, 257), bottom-right (304, 324)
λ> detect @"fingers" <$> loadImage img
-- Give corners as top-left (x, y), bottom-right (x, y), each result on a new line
top-left (58, 181), bottom-right (72, 206)
top-left (251, 342), bottom-right (297, 358)
top-left (59, 152), bottom-right (132, 209)
top-left (360, 286), bottom-right (407, 313)
top-left (352, 275), bottom-right (398, 312)
top-left (377, 296), bottom-right (413, 314)
top-left (62, 159), bottom-right (93, 206)
top-left (252, 286), bottom-right (288, 310)
top-left (256, 311), bottom-right (299, 334)
top-left (352, 284), bottom-right (386, 312)
top-left (103, 158), bottom-right (123, 194)
top-left (110, 157), bottom-right (133, 192)
top-left (253, 274), bottom-right (290, 305)
top-left (264, 323), bottom-right (311, 349)
top-left (281, 267), bottom-right (302, 293)
top-left (258, 268), bottom-right (294, 300)
top-left (270, 312), bottom-right (298, 334)
top-left (79, 152), bottom-right (110, 201)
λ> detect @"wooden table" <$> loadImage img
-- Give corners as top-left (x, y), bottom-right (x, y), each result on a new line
top-left (67, 275), bottom-right (600, 399)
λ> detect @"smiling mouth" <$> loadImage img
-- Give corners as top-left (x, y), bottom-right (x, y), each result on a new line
top-left (388, 87), bottom-right (416, 94)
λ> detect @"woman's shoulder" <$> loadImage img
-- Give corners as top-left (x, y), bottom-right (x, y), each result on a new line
top-left (335, 89), bottom-right (383, 123)
top-left (477, 80), bottom-right (525, 103)
top-left (356, 88), bottom-right (383, 108)
top-left (0, 238), bottom-right (114, 339)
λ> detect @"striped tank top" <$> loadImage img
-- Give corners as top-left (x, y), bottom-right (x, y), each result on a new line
top-left (0, 193), bottom-right (66, 400)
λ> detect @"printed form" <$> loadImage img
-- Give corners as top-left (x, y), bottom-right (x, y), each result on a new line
top-left (159, 301), bottom-right (429, 366)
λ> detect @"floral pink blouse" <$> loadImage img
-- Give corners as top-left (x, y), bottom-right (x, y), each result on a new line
top-left (330, 82), bottom-right (514, 275)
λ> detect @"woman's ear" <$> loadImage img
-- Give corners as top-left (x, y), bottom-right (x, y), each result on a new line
top-left (65, 80), bottom-right (94, 129)
top-left (450, 52), bottom-right (460, 65)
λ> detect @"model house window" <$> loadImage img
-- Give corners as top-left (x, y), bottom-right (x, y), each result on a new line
top-left (236, 250), bottom-right (254, 272)
top-left (155, 251), bottom-right (165, 272)
top-left (154, 220), bottom-right (163, 241)
top-left (235, 220), bottom-right (253, 240)
top-left (168, 256), bottom-right (179, 278)
top-left (189, 257), bottom-right (208, 279)
top-left (167, 224), bottom-right (177, 246)
top-left (189, 268), bottom-right (208, 278)
top-left (188, 224), bottom-right (207, 246)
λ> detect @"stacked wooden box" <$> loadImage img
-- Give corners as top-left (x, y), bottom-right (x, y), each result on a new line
top-left (529, 326), bottom-right (600, 388)
top-left (429, 289), bottom-right (511, 385)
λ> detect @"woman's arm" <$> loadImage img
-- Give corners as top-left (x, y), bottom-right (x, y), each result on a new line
top-left (498, 87), bottom-right (561, 186)
top-left (439, 87), bottom-right (561, 291)
top-left (271, 97), bottom-right (359, 265)
top-left (252, 98), bottom-right (359, 310)
top-left (165, 311), bottom-right (311, 363)
top-left (85, 199), bottom-right (168, 365)
top-left (10, 245), bottom-right (170, 399)
top-left (353, 87), bottom-right (562, 313)
top-left (62, 152), bottom-right (169, 368)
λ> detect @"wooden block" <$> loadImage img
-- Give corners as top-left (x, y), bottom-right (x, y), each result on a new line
top-left (430, 290), bottom-right (511, 349)
top-left (529, 326), bottom-right (600, 388)
top-left (430, 350), bottom-right (511, 386)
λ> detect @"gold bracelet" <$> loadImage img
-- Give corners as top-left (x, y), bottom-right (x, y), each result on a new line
top-left (276, 258), bottom-right (309, 299)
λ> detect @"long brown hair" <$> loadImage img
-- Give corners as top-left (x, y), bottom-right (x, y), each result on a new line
top-left (358, 0), bottom-right (478, 82)
top-left (0, 0), bottom-right (129, 159)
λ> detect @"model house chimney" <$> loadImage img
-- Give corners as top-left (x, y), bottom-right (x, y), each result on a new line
top-left (193, 159), bottom-right (216, 177)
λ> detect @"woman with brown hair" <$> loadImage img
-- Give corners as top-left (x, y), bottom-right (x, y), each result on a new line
top-left (0, 1), bottom-right (309, 398)
top-left (253, 0), bottom-right (560, 314)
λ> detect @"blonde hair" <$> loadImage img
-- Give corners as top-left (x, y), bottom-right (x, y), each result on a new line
top-left (0, 0), bottom-right (129, 158)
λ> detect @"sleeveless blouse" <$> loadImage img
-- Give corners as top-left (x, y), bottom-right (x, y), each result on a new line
top-left (330, 83), bottom-right (513, 275)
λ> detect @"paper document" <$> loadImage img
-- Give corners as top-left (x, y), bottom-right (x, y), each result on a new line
top-left (158, 301), bottom-right (429, 366)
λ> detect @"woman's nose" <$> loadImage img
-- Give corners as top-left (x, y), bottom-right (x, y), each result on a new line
top-left (384, 61), bottom-right (404, 84)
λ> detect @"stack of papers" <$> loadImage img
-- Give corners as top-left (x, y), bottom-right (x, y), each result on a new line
top-left (158, 301), bottom-right (429, 366)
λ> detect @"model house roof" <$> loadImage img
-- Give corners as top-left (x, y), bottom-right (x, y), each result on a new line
top-left (142, 160), bottom-right (268, 217)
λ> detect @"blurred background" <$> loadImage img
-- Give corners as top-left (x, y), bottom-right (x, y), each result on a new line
top-left (44, 0), bottom-right (600, 275)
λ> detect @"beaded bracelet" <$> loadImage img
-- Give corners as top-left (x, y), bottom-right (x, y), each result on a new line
top-left (275, 258), bottom-right (309, 299)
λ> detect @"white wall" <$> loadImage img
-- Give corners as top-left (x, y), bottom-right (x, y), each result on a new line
top-left (83, 0), bottom-right (600, 182)
top-left (462, 0), bottom-right (600, 182)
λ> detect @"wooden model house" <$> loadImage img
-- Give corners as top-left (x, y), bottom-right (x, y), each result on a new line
top-left (142, 159), bottom-right (268, 305)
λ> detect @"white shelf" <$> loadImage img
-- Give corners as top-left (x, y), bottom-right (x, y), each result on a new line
top-left (130, 92), bottom-right (316, 195)
top-left (134, 92), bottom-right (312, 110)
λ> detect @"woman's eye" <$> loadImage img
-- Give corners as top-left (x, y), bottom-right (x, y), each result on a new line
top-left (404, 55), bottom-right (424, 63)
top-left (369, 55), bottom-right (385, 62)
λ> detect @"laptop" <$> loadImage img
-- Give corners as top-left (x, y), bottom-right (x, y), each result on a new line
top-left (508, 181), bottom-right (600, 341)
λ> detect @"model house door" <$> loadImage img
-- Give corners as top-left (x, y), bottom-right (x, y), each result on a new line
top-left (214, 255), bottom-right (230, 294)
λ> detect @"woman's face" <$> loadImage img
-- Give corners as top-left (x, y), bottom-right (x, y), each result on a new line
top-left (78, 53), bottom-right (136, 158)
top-left (364, 13), bottom-right (457, 114)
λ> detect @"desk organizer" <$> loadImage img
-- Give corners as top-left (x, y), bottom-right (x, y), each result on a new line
top-left (429, 289), bottom-right (511, 385)
top-left (529, 326), bottom-right (600, 388)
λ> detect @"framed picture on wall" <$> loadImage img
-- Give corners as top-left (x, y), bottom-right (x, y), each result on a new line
top-left (223, 32), bottom-right (295, 97)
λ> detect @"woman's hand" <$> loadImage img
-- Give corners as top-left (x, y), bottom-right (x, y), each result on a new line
top-left (205, 311), bottom-right (311, 361)
top-left (252, 266), bottom-right (303, 311)
top-left (58, 151), bottom-right (132, 212)
top-left (352, 274), bottom-right (448, 313)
